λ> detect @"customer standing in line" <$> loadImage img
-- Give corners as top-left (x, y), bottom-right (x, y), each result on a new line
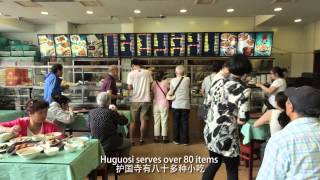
top-left (169, 65), bottom-right (191, 145)
top-left (101, 65), bottom-right (122, 105)
top-left (257, 86), bottom-right (320, 180)
top-left (202, 54), bottom-right (252, 180)
top-left (151, 70), bottom-right (170, 143)
top-left (43, 64), bottom-right (68, 104)
top-left (127, 59), bottom-right (153, 145)
top-left (256, 67), bottom-right (287, 109)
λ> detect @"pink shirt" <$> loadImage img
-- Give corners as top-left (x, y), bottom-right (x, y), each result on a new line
top-left (0, 117), bottom-right (60, 137)
top-left (152, 80), bottom-right (169, 108)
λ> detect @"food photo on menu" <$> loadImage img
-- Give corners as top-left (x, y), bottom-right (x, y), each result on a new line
top-left (38, 35), bottom-right (56, 57)
top-left (237, 32), bottom-right (255, 56)
top-left (70, 35), bottom-right (87, 57)
top-left (254, 32), bottom-right (273, 56)
top-left (54, 35), bottom-right (72, 57)
top-left (219, 32), bottom-right (238, 56)
top-left (87, 34), bottom-right (104, 57)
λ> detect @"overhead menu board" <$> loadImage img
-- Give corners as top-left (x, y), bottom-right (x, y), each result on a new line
top-left (237, 32), bottom-right (255, 56)
top-left (186, 33), bottom-right (202, 56)
top-left (153, 33), bottom-right (169, 57)
top-left (203, 32), bottom-right (219, 56)
top-left (254, 32), bottom-right (273, 57)
top-left (86, 34), bottom-right (104, 57)
top-left (70, 34), bottom-right (87, 57)
top-left (104, 34), bottom-right (119, 57)
top-left (119, 33), bottom-right (135, 57)
top-left (54, 35), bottom-right (71, 57)
top-left (170, 33), bottom-right (185, 57)
top-left (136, 33), bottom-right (152, 56)
top-left (219, 32), bottom-right (238, 56)
top-left (38, 34), bottom-right (56, 57)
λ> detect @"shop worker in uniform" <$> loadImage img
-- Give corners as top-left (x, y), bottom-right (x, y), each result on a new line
top-left (101, 65), bottom-right (122, 105)
top-left (257, 86), bottom-right (320, 180)
top-left (44, 64), bottom-right (68, 103)
top-left (127, 59), bottom-right (153, 145)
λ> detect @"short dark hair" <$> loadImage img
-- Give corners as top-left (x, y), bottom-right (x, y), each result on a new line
top-left (271, 66), bottom-right (287, 78)
top-left (275, 92), bottom-right (287, 110)
top-left (51, 64), bottom-right (63, 74)
top-left (52, 95), bottom-right (71, 106)
top-left (131, 59), bottom-right (142, 66)
top-left (212, 62), bottom-right (223, 73)
top-left (154, 70), bottom-right (165, 82)
top-left (26, 99), bottom-right (49, 114)
top-left (227, 54), bottom-right (252, 76)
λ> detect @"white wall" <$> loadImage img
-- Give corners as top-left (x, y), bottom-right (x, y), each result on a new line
top-left (75, 23), bottom-right (122, 34)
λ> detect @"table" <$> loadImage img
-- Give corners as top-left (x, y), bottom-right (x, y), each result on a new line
top-left (0, 139), bottom-right (104, 180)
top-left (0, 110), bottom-right (24, 122)
top-left (240, 119), bottom-right (270, 145)
top-left (67, 110), bottom-right (131, 135)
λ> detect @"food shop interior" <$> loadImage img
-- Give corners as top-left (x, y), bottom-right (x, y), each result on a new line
top-left (0, 0), bottom-right (320, 180)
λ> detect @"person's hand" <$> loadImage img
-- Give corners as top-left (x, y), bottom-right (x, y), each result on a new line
top-left (10, 125), bottom-right (21, 134)
top-left (68, 106), bottom-right (74, 112)
top-left (255, 83), bottom-right (262, 88)
top-left (109, 104), bottom-right (117, 111)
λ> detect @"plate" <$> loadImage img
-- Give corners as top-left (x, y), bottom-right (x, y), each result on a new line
top-left (9, 136), bottom-right (31, 143)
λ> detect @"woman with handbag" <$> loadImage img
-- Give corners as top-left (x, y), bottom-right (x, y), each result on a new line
top-left (167, 65), bottom-right (190, 145)
top-left (151, 70), bottom-right (170, 143)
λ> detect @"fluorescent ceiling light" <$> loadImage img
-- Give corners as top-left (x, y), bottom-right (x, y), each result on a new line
top-left (226, 8), bottom-right (234, 13)
top-left (274, 7), bottom-right (283, 12)
top-left (180, 9), bottom-right (187, 13)
top-left (41, 11), bottom-right (48, 15)
top-left (134, 9), bottom-right (141, 14)
top-left (86, 10), bottom-right (94, 15)
top-left (294, 18), bottom-right (302, 23)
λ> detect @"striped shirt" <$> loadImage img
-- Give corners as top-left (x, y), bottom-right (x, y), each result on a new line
top-left (257, 117), bottom-right (320, 180)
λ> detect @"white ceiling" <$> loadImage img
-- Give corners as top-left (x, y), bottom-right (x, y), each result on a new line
top-left (0, 0), bottom-right (319, 25)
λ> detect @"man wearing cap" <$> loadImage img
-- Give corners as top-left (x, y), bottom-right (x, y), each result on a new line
top-left (257, 86), bottom-right (320, 180)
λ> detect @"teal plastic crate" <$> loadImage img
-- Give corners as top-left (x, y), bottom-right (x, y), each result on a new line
top-left (0, 37), bottom-right (8, 46)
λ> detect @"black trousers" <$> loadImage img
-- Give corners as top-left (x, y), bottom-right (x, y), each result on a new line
top-left (172, 108), bottom-right (190, 144)
top-left (202, 151), bottom-right (239, 180)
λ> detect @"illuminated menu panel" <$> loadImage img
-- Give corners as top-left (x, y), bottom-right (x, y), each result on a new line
top-left (153, 33), bottom-right (169, 57)
top-left (86, 34), bottom-right (104, 57)
top-left (119, 33), bottom-right (135, 57)
top-left (219, 32), bottom-right (238, 56)
top-left (186, 33), bottom-right (202, 56)
top-left (54, 34), bottom-right (71, 57)
top-left (254, 32), bottom-right (273, 57)
top-left (136, 33), bottom-right (152, 56)
top-left (70, 34), bottom-right (87, 57)
top-left (237, 32), bottom-right (255, 56)
top-left (170, 33), bottom-right (185, 57)
top-left (104, 34), bottom-right (119, 57)
top-left (38, 34), bottom-right (56, 57)
top-left (203, 32), bottom-right (219, 56)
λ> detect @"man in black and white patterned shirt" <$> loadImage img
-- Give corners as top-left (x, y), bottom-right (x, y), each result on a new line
top-left (202, 54), bottom-right (252, 180)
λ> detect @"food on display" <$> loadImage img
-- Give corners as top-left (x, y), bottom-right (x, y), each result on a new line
top-left (54, 35), bottom-right (71, 57)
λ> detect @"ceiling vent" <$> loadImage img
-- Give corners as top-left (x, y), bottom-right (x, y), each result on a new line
top-left (271, 0), bottom-right (298, 3)
top-left (194, 0), bottom-right (216, 5)
top-left (15, 1), bottom-right (42, 7)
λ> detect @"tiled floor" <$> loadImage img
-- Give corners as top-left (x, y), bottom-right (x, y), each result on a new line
top-left (95, 139), bottom-right (261, 180)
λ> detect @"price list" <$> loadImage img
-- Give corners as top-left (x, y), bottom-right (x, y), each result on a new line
top-left (119, 33), bottom-right (135, 57)
top-left (153, 33), bottom-right (169, 57)
top-left (170, 33), bottom-right (185, 57)
top-left (136, 33), bottom-right (152, 56)
top-left (186, 33), bottom-right (202, 56)
top-left (104, 34), bottom-right (119, 57)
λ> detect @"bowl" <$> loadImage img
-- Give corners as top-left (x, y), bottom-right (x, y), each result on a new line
top-left (44, 147), bottom-right (59, 156)
top-left (31, 134), bottom-right (45, 141)
top-left (64, 143), bottom-right (77, 153)
top-left (69, 136), bottom-right (89, 144)
top-left (45, 132), bottom-right (63, 139)
top-left (16, 146), bottom-right (43, 160)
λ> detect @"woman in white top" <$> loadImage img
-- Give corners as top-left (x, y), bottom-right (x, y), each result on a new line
top-left (47, 95), bottom-right (74, 130)
top-left (256, 67), bottom-right (287, 109)
top-left (254, 92), bottom-right (290, 136)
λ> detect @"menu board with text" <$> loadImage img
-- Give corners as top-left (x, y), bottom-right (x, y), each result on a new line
top-left (254, 32), bottom-right (273, 57)
top-left (219, 32), bottom-right (238, 56)
top-left (38, 34), bottom-right (56, 57)
top-left (70, 34), bottom-right (87, 57)
top-left (153, 33), bottom-right (169, 57)
top-left (54, 34), bottom-right (71, 57)
top-left (203, 32), bottom-right (219, 56)
top-left (119, 33), bottom-right (135, 57)
top-left (170, 33), bottom-right (185, 57)
top-left (136, 33), bottom-right (152, 56)
top-left (186, 33), bottom-right (202, 56)
top-left (86, 34), bottom-right (104, 57)
top-left (104, 34), bottom-right (119, 57)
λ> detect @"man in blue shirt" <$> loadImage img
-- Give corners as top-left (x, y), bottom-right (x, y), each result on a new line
top-left (257, 86), bottom-right (320, 180)
top-left (43, 64), bottom-right (65, 103)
